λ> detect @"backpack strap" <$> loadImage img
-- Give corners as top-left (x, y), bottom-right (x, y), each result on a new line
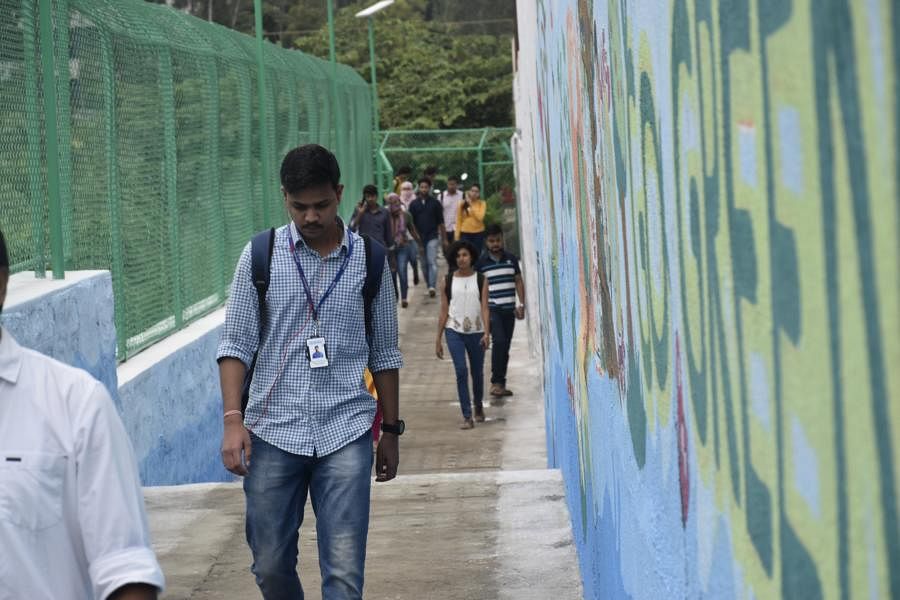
top-left (241, 227), bottom-right (275, 412)
top-left (362, 234), bottom-right (387, 343)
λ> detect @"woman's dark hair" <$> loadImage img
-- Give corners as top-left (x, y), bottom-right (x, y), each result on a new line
top-left (485, 224), bottom-right (503, 237)
top-left (280, 144), bottom-right (340, 195)
top-left (445, 240), bottom-right (479, 271)
top-left (362, 184), bottom-right (378, 197)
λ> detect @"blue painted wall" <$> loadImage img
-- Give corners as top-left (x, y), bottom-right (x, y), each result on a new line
top-left (118, 326), bottom-right (234, 486)
top-left (2, 272), bottom-right (119, 400)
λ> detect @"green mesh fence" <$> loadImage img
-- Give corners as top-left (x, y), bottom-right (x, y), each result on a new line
top-left (0, 0), bottom-right (373, 359)
top-left (378, 128), bottom-right (519, 252)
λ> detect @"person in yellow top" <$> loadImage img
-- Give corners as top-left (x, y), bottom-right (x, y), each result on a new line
top-left (454, 183), bottom-right (487, 255)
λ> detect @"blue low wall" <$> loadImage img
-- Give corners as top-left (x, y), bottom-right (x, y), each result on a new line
top-left (118, 313), bottom-right (234, 486)
top-left (3, 271), bottom-right (119, 400)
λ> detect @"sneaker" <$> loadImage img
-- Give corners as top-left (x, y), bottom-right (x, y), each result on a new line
top-left (428, 288), bottom-right (436, 298)
top-left (460, 418), bottom-right (475, 430)
top-left (401, 300), bottom-right (409, 308)
top-left (474, 408), bottom-right (485, 423)
top-left (501, 388), bottom-right (513, 396)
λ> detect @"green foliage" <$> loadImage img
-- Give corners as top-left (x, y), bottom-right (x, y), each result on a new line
top-left (293, 1), bottom-right (513, 130)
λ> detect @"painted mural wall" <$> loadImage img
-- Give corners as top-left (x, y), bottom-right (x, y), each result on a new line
top-left (513, 0), bottom-right (899, 598)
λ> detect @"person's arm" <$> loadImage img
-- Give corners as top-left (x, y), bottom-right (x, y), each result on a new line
top-left (514, 273), bottom-right (526, 320)
top-left (407, 219), bottom-right (421, 244)
top-left (349, 206), bottom-right (361, 231)
top-left (436, 276), bottom-right (450, 359)
top-left (75, 382), bottom-right (165, 600)
top-left (109, 584), bottom-right (158, 600)
top-left (454, 201), bottom-right (464, 241)
top-left (373, 368), bottom-right (399, 482)
top-left (368, 255), bottom-right (404, 481)
top-left (216, 243), bottom-right (257, 476)
top-left (480, 276), bottom-right (491, 349)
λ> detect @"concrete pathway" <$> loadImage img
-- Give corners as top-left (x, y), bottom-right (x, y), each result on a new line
top-left (145, 273), bottom-right (582, 599)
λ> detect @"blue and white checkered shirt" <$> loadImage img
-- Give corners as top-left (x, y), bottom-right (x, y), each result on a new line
top-left (216, 220), bottom-right (402, 457)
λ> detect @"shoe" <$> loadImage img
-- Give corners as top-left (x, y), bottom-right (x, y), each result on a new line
top-left (428, 288), bottom-right (436, 298)
top-left (401, 300), bottom-right (408, 308)
top-left (474, 408), bottom-right (485, 423)
top-left (460, 418), bottom-right (475, 430)
top-left (490, 385), bottom-right (505, 397)
top-left (501, 388), bottom-right (513, 396)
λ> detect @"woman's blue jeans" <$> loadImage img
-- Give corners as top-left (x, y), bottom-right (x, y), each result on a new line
top-left (243, 430), bottom-right (373, 600)
top-left (444, 328), bottom-right (485, 418)
top-left (394, 243), bottom-right (415, 300)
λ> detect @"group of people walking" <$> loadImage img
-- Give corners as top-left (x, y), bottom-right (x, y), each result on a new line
top-left (0, 146), bottom-right (526, 600)
top-left (351, 164), bottom-right (527, 431)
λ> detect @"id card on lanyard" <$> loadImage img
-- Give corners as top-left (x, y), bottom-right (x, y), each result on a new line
top-left (289, 231), bottom-right (354, 369)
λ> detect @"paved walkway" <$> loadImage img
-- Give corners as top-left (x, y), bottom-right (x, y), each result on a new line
top-left (145, 271), bottom-right (582, 599)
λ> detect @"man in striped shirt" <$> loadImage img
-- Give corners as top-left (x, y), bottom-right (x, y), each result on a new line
top-left (475, 224), bottom-right (526, 399)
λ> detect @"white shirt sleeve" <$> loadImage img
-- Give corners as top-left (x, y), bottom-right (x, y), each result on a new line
top-left (73, 381), bottom-right (165, 600)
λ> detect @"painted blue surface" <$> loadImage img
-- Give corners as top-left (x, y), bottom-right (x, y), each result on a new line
top-left (2, 272), bottom-right (119, 400)
top-left (118, 325), bottom-right (235, 486)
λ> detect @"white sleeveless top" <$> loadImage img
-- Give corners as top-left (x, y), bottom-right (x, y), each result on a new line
top-left (447, 274), bottom-right (483, 333)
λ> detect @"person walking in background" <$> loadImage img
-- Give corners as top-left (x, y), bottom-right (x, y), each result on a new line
top-left (440, 175), bottom-right (464, 246)
top-left (392, 165), bottom-right (412, 195)
top-left (217, 145), bottom-right (403, 600)
top-left (398, 180), bottom-right (421, 286)
top-left (0, 229), bottom-right (165, 600)
top-left (350, 183), bottom-right (392, 249)
top-left (386, 193), bottom-right (421, 308)
top-left (475, 224), bottom-right (526, 400)
top-left (455, 183), bottom-right (487, 255)
top-left (435, 240), bottom-right (490, 429)
top-left (408, 177), bottom-right (446, 298)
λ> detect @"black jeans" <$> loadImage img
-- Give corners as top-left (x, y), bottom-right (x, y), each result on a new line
top-left (489, 308), bottom-right (516, 386)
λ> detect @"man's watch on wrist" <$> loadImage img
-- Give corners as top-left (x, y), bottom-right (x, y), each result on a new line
top-left (380, 420), bottom-right (405, 435)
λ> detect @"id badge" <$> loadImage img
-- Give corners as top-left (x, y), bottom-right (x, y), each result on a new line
top-left (307, 337), bottom-right (329, 368)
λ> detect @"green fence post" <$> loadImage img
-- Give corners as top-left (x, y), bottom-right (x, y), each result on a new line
top-left (38, 0), bottom-right (65, 279)
top-left (206, 59), bottom-right (226, 299)
top-left (366, 17), bottom-right (381, 192)
top-left (54, 0), bottom-right (74, 266)
top-left (100, 32), bottom-right (127, 360)
top-left (326, 0), bottom-right (341, 157)
top-left (159, 49), bottom-right (183, 330)
top-left (239, 67), bottom-right (254, 236)
top-left (21, 1), bottom-right (45, 277)
top-left (476, 128), bottom-right (489, 194)
top-left (253, 0), bottom-right (271, 226)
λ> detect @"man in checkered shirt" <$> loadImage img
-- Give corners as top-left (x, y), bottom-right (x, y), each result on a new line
top-left (217, 145), bottom-right (403, 600)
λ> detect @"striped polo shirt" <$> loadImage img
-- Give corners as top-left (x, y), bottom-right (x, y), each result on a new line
top-left (476, 250), bottom-right (521, 310)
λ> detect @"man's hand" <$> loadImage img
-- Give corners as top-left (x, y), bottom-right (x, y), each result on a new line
top-left (481, 333), bottom-right (490, 350)
top-left (435, 338), bottom-right (444, 359)
top-left (221, 418), bottom-right (252, 476)
top-left (375, 433), bottom-right (399, 482)
top-left (515, 305), bottom-right (525, 320)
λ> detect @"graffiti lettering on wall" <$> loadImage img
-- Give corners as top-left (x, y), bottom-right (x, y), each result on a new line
top-left (516, 0), bottom-right (898, 597)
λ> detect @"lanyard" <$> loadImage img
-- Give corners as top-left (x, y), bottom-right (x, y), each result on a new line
top-left (289, 231), bottom-right (354, 332)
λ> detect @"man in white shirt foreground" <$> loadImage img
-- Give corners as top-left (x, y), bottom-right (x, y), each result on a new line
top-left (0, 229), bottom-right (165, 600)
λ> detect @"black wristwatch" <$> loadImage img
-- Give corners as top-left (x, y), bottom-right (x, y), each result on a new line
top-left (381, 420), bottom-right (405, 435)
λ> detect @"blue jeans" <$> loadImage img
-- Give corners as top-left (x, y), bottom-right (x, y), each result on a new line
top-left (423, 237), bottom-right (440, 289)
top-left (459, 231), bottom-right (485, 257)
top-left (394, 243), bottom-right (415, 300)
top-left (489, 308), bottom-right (516, 386)
top-left (444, 328), bottom-right (485, 418)
top-left (244, 431), bottom-right (373, 600)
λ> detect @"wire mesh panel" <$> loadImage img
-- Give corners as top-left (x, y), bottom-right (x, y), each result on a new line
top-left (0, 0), bottom-right (373, 359)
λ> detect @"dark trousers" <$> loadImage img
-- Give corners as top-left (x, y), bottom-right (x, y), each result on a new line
top-left (489, 308), bottom-right (516, 386)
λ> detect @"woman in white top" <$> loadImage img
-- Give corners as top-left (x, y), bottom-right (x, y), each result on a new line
top-left (435, 240), bottom-right (491, 429)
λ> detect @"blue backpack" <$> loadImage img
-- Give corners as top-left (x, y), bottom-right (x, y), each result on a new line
top-left (240, 228), bottom-right (387, 411)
